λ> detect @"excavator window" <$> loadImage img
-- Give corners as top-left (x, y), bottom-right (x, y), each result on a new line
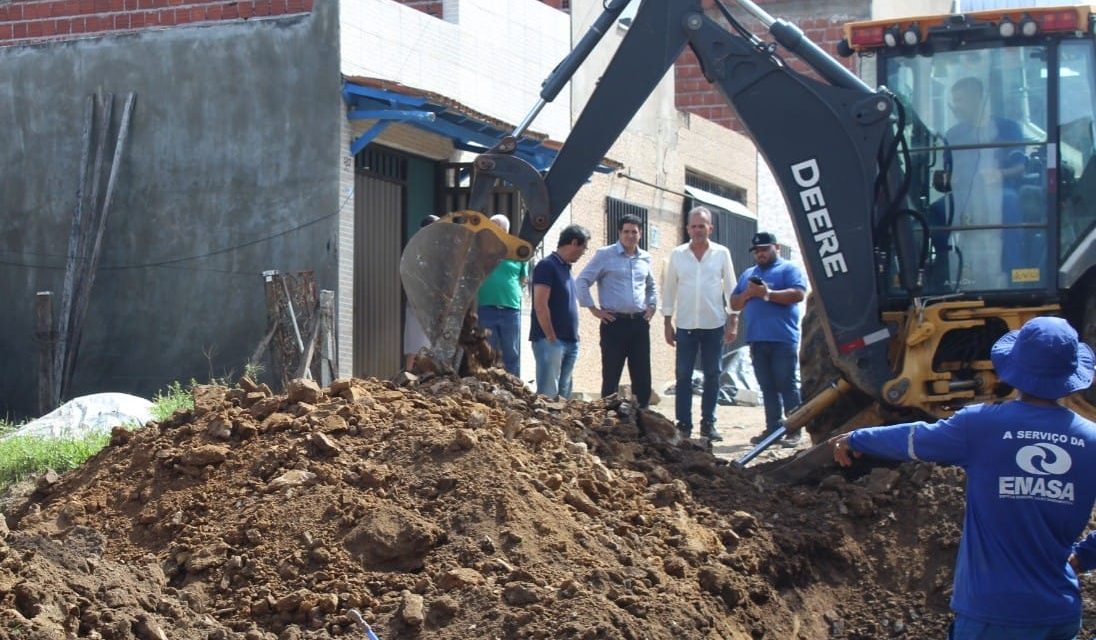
top-left (884, 43), bottom-right (1052, 295)
top-left (1058, 39), bottom-right (1096, 261)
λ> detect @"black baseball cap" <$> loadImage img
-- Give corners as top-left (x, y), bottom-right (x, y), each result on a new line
top-left (750, 231), bottom-right (777, 250)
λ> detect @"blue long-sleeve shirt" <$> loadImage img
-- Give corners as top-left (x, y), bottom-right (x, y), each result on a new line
top-left (1073, 531), bottom-right (1096, 572)
top-left (575, 242), bottom-right (656, 314)
top-left (849, 401), bottom-right (1096, 627)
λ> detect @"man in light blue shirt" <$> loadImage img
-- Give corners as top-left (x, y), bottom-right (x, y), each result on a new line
top-left (576, 214), bottom-right (657, 407)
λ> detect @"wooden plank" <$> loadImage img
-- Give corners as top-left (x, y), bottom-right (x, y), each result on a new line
top-left (54, 95), bottom-right (95, 405)
top-left (35, 291), bottom-right (56, 415)
top-left (61, 93), bottom-right (136, 399)
top-left (295, 303), bottom-right (322, 380)
top-left (249, 322), bottom-right (280, 367)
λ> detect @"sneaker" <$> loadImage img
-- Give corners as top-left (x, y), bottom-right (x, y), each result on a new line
top-left (675, 422), bottom-right (693, 438)
top-left (700, 420), bottom-right (722, 442)
top-left (781, 431), bottom-right (803, 448)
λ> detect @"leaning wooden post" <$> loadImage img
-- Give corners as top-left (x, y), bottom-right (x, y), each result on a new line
top-left (35, 291), bottom-right (57, 415)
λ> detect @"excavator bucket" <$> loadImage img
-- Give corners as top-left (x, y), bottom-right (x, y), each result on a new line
top-left (399, 211), bottom-right (509, 370)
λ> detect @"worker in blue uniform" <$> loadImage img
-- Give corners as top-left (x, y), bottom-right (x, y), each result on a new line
top-left (831, 316), bottom-right (1095, 640)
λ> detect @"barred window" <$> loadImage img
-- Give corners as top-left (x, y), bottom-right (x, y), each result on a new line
top-left (605, 197), bottom-right (649, 250)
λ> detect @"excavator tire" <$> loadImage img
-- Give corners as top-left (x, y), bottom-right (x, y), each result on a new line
top-left (798, 294), bottom-right (876, 444)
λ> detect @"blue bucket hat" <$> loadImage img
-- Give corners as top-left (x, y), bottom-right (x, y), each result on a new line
top-left (990, 317), bottom-right (1094, 399)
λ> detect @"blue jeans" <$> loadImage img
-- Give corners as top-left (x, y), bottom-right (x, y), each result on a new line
top-left (532, 338), bottom-right (578, 399)
top-left (750, 341), bottom-right (801, 432)
top-left (674, 327), bottom-right (722, 429)
top-left (478, 305), bottom-right (522, 376)
top-left (948, 615), bottom-right (1080, 640)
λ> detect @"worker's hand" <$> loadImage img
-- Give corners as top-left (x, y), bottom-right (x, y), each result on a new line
top-left (830, 433), bottom-right (861, 467)
top-left (663, 320), bottom-right (676, 346)
top-left (1070, 554), bottom-right (1082, 574)
top-left (643, 307), bottom-right (655, 322)
top-left (723, 323), bottom-right (738, 345)
top-left (590, 308), bottom-right (615, 323)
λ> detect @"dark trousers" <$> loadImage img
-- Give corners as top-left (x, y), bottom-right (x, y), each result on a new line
top-left (750, 341), bottom-right (802, 432)
top-left (599, 316), bottom-right (652, 406)
top-left (674, 327), bottom-right (722, 429)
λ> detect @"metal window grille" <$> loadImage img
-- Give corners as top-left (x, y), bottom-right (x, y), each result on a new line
top-left (685, 171), bottom-right (747, 204)
top-left (605, 197), bottom-right (649, 250)
top-left (357, 147), bottom-right (407, 182)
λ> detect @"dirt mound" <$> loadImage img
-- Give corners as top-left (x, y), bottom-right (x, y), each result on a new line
top-left (0, 371), bottom-right (1090, 639)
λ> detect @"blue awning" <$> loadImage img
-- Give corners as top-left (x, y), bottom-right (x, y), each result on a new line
top-left (342, 79), bottom-right (559, 171)
top-left (342, 78), bottom-right (615, 174)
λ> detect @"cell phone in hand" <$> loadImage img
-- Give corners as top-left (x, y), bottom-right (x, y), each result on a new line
top-left (748, 275), bottom-right (764, 285)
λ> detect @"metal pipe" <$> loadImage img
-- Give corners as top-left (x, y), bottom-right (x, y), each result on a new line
top-left (728, 0), bottom-right (871, 92)
top-left (510, 0), bottom-right (633, 139)
top-left (735, 425), bottom-right (787, 466)
top-left (731, 0), bottom-right (775, 29)
top-left (511, 98), bottom-right (547, 139)
top-left (734, 379), bottom-right (852, 467)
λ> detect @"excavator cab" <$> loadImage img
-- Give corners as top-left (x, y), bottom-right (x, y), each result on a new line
top-left (847, 7), bottom-right (1096, 305)
top-left (785, 6), bottom-right (1096, 433)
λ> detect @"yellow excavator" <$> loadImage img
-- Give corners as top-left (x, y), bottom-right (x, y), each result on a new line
top-left (398, 0), bottom-right (1096, 474)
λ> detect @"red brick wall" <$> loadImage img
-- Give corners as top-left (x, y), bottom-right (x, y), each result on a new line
top-left (0, 0), bottom-right (314, 46)
top-left (677, 0), bottom-right (869, 131)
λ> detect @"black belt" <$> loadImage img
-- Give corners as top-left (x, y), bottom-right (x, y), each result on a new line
top-left (480, 305), bottom-right (516, 310)
top-left (608, 311), bottom-right (646, 319)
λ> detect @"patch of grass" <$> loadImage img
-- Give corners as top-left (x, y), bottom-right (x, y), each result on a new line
top-left (151, 380), bottom-right (195, 421)
top-left (0, 418), bottom-right (18, 438)
top-left (0, 430), bottom-right (111, 494)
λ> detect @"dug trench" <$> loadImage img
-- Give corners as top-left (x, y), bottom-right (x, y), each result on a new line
top-left (1, 371), bottom-right (1094, 639)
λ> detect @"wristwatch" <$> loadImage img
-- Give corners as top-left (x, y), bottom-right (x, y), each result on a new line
top-left (763, 291), bottom-right (771, 302)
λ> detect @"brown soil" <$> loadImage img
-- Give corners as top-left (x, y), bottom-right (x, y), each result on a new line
top-left (1, 371), bottom-right (1093, 639)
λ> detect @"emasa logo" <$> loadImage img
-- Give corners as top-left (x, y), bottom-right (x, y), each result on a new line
top-left (1015, 443), bottom-right (1072, 476)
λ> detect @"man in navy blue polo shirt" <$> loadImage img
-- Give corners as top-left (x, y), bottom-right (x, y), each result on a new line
top-left (730, 231), bottom-right (808, 447)
top-left (832, 316), bottom-right (1096, 639)
top-left (530, 224), bottom-right (590, 399)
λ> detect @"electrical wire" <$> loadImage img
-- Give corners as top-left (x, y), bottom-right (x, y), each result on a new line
top-left (0, 187), bottom-right (354, 273)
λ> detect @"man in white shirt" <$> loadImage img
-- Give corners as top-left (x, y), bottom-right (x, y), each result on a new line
top-left (661, 206), bottom-right (738, 441)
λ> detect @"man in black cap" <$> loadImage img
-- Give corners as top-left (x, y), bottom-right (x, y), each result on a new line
top-left (831, 316), bottom-right (1096, 639)
top-left (730, 231), bottom-right (808, 447)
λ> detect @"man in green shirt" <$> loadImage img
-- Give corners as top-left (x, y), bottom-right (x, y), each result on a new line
top-left (477, 214), bottom-right (528, 376)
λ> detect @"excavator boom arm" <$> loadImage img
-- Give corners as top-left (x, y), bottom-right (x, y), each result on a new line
top-left (405, 0), bottom-right (907, 396)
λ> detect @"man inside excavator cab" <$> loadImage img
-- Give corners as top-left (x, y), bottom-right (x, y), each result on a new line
top-left (929, 76), bottom-right (1030, 291)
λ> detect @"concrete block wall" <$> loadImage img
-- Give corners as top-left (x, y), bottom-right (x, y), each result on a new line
top-left (0, 4), bottom-right (341, 418)
top-left (0, 0), bottom-right (313, 46)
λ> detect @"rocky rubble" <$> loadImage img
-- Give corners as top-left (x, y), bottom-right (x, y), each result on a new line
top-left (0, 369), bottom-right (1092, 639)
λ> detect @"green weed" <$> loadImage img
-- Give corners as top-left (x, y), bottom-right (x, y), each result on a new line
top-left (151, 380), bottom-right (195, 421)
top-left (0, 430), bottom-right (111, 494)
